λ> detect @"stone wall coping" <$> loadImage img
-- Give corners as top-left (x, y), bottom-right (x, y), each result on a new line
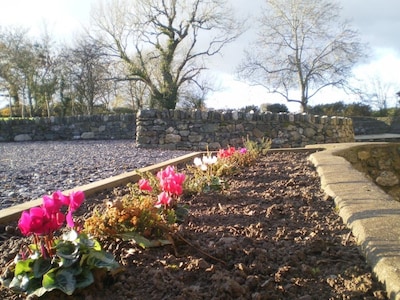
top-left (308, 142), bottom-right (400, 300)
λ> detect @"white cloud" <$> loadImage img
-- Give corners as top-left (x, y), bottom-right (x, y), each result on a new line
top-left (0, 0), bottom-right (399, 110)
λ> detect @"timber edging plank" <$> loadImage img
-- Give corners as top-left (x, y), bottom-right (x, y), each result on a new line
top-left (0, 151), bottom-right (203, 224)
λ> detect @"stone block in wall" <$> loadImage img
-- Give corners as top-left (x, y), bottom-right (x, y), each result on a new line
top-left (188, 135), bottom-right (203, 143)
top-left (303, 128), bottom-right (316, 138)
top-left (176, 141), bottom-right (193, 150)
top-left (229, 137), bottom-right (243, 146)
top-left (235, 124), bottom-right (245, 132)
top-left (201, 123), bottom-right (219, 133)
top-left (252, 128), bottom-right (264, 138)
top-left (226, 124), bottom-right (235, 132)
top-left (14, 134), bottom-right (32, 142)
top-left (81, 132), bottom-right (95, 139)
top-left (165, 133), bottom-right (181, 143)
top-left (179, 130), bottom-right (190, 137)
top-left (290, 131), bottom-right (302, 141)
top-left (166, 127), bottom-right (176, 134)
top-left (208, 142), bottom-right (221, 150)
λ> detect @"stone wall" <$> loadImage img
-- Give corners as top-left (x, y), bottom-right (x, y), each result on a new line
top-left (136, 109), bottom-right (354, 150)
top-left (352, 116), bottom-right (400, 135)
top-left (336, 144), bottom-right (400, 201)
top-left (0, 114), bottom-right (136, 142)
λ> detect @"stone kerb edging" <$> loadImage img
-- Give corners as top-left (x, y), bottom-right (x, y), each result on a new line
top-left (308, 142), bottom-right (400, 300)
top-left (0, 152), bottom-right (202, 225)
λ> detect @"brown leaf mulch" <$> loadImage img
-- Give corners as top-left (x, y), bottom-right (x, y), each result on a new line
top-left (0, 151), bottom-right (388, 299)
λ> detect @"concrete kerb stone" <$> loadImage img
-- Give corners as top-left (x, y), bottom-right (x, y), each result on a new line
top-left (307, 142), bottom-right (400, 300)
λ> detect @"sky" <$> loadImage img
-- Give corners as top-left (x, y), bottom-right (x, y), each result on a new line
top-left (0, 0), bottom-right (399, 112)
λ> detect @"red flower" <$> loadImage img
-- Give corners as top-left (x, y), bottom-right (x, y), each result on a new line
top-left (138, 179), bottom-right (153, 191)
top-left (217, 146), bottom-right (236, 158)
top-left (157, 166), bottom-right (185, 196)
top-left (155, 191), bottom-right (172, 208)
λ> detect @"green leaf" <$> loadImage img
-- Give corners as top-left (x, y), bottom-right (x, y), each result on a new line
top-left (85, 250), bottom-right (119, 270)
top-left (31, 287), bottom-right (49, 298)
top-left (119, 232), bottom-right (172, 248)
top-left (56, 241), bottom-right (80, 267)
top-left (8, 274), bottom-right (26, 291)
top-left (43, 269), bottom-right (76, 296)
top-left (56, 269), bottom-right (76, 295)
top-left (32, 257), bottom-right (52, 278)
top-left (76, 232), bottom-right (96, 249)
top-left (42, 269), bottom-right (56, 290)
top-left (175, 205), bottom-right (189, 223)
top-left (75, 268), bottom-right (94, 289)
top-left (14, 259), bottom-right (33, 276)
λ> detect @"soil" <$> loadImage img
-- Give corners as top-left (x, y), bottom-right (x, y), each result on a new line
top-left (0, 151), bottom-right (388, 299)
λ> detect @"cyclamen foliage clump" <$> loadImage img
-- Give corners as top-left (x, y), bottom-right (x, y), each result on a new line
top-left (84, 165), bottom-right (187, 246)
top-left (0, 190), bottom-right (119, 298)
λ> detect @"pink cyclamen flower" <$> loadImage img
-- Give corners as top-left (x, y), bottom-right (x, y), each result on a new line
top-left (18, 207), bottom-right (46, 236)
top-left (53, 190), bottom-right (70, 206)
top-left (240, 148), bottom-right (247, 154)
top-left (157, 166), bottom-right (185, 196)
top-left (65, 191), bottom-right (85, 228)
top-left (173, 173), bottom-right (185, 186)
top-left (217, 147), bottom-right (236, 158)
top-left (155, 191), bottom-right (172, 208)
top-left (45, 211), bottom-right (65, 233)
top-left (68, 191), bottom-right (85, 212)
top-left (159, 176), bottom-right (184, 196)
top-left (18, 211), bottom-right (35, 236)
top-left (42, 192), bottom-right (63, 215)
top-left (138, 179), bottom-right (153, 191)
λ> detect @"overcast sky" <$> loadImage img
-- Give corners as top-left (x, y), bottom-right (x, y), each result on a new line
top-left (0, 0), bottom-right (399, 111)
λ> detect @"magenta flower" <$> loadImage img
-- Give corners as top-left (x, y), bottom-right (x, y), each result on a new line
top-left (155, 191), bottom-right (172, 208)
top-left (240, 148), bottom-right (247, 154)
top-left (53, 190), bottom-right (70, 206)
top-left (174, 173), bottom-right (186, 186)
top-left (68, 191), bottom-right (85, 212)
top-left (42, 194), bottom-right (63, 215)
top-left (65, 191), bottom-right (85, 228)
top-left (18, 210), bottom-right (35, 236)
top-left (44, 211), bottom-right (65, 233)
top-left (157, 166), bottom-right (185, 196)
top-left (18, 207), bottom-right (46, 236)
top-left (138, 179), bottom-right (153, 191)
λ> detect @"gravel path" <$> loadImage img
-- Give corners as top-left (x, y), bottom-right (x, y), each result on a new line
top-left (0, 140), bottom-right (189, 210)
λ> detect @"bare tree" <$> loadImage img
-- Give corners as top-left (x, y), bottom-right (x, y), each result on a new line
top-left (356, 76), bottom-right (398, 112)
top-left (0, 26), bottom-right (30, 116)
top-left (238, 0), bottom-right (365, 112)
top-left (91, 0), bottom-right (243, 109)
top-left (60, 37), bottom-right (112, 115)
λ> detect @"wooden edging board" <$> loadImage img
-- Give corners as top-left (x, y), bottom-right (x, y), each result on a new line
top-left (0, 151), bottom-right (203, 224)
top-left (0, 147), bottom-right (323, 225)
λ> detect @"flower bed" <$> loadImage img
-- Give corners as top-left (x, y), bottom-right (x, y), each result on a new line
top-left (1, 138), bottom-right (274, 298)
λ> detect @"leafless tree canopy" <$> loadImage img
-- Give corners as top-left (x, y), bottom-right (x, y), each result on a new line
top-left (238, 0), bottom-right (366, 112)
top-left (92, 0), bottom-right (243, 109)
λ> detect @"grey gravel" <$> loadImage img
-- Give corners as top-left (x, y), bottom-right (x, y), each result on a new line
top-left (0, 140), bottom-right (190, 209)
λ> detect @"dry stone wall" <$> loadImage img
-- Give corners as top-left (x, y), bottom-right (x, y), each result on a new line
top-left (0, 110), bottom-right (354, 148)
top-left (136, 109), bottom-right (354, 150)
top-left (0, 114), bottom-right (136, 142)
top-left (337, 144), bottom-right (400, 201)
